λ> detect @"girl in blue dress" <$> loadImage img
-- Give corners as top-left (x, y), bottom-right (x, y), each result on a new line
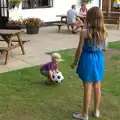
top-left (71, 7), bottom-right (108, 120)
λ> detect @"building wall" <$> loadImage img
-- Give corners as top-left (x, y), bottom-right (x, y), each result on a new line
top-left (9, 0), bottom-right (101, 22)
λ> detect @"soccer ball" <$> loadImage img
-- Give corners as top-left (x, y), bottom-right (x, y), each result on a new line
top-left (53, 71), bottom-right (64, 83)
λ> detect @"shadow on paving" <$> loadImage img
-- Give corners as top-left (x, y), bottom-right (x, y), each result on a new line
top-left (46, 48), bottom-right (120, 60)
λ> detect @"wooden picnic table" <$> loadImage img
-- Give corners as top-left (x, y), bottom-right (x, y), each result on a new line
top-left (56, 14), bottom-right (67, 23)
top-left (56, 14), bottom-right (86, 24)
top-left (55, 14), bottom-right (85, 32)
top-left (0, 30), bottom-right (29, 65)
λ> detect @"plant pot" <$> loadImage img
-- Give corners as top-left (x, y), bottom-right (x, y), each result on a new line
top-left (6, 23), bottom-right (25, 30)
top-left (26, 26), bottom-right (39, 34)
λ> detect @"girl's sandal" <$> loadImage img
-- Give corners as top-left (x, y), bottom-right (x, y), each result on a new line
top-left (92, 111), bottom-right (100, 118)
top-left (73, 113), bottom-right (88, 120)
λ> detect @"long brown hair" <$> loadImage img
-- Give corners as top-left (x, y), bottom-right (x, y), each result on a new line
top-left (86, 7), bottom-right (108, 45)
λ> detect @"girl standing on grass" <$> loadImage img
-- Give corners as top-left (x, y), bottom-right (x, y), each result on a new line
top-left (71, 7), bottom-right (108, 120)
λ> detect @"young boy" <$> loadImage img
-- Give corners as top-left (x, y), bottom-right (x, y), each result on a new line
top-left (40, 53), bottom-right (61, 84)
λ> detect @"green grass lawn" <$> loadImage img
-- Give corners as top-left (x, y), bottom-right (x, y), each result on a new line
top-left (0, 41), bottom-right (120, 120)
top-left (109, 41), bottom-right (120, 50)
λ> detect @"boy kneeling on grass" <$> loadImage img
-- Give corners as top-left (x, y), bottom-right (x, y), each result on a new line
top-left (40, 53), bottom-right (61, 84)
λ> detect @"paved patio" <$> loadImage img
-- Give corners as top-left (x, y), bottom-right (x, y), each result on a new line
top-left (0, 26), bottom-right (120, 73)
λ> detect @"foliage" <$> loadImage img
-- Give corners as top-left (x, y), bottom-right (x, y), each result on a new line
top-left (8, 20), bottom-right (23, 26)
top-left (9, 0), bottom-right (22, 6)
top-left (23, 18), bottom-right (43, 27)
top-left (81, 0), bottom-right (93, 4)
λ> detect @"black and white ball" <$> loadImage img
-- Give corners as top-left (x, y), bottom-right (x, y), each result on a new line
top-left (53, 72), bottom-right (64, 83)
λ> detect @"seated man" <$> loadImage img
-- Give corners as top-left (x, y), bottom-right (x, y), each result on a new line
top-left (67, 5), bottom-right (83, 34)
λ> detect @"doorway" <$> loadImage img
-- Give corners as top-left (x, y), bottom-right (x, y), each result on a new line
top-left (0, 0), bottom-right (9, 29)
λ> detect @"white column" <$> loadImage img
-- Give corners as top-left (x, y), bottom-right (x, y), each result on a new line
top-left (100, 0), bottom-right (103, 9)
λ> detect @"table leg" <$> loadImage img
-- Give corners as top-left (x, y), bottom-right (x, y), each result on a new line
top-left (65, 17), bottom-right (67, 23)
top-left (67, 25), bottom-right (69, 30)
top-left (60, 17), bottom-right (63, 23)
top-left (5, 36), bottom-right (12, 65)
top-left (17, 34), bottom-right (25, 54)
top-left (64, 16), bottom-right (69, 30)
top-left (58, 25), bottom-right (61, 32)
top-left (61, 17), bottom-right (67, 23)
top-left (1, 35), bottom-right (14, 46)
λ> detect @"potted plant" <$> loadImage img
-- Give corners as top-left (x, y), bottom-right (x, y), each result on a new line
top-left (6, 19), bottom-right (25, 29)
top-left (23, 18), bottom-right (43, 34)
top-left (9, 0), bottom-right (22, 9)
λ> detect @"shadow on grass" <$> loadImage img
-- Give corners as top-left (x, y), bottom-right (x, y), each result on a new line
top-left (46, 48), bottom-right (76, 55)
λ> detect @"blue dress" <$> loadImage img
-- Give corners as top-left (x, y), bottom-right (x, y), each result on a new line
top-left (101, 40), bottom-right (106, 51)
top-left (76, 39), bottom-right (104, 82)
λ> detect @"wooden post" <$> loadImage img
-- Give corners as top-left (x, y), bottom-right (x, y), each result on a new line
top-left (108, 0), bottom-right (112, 13)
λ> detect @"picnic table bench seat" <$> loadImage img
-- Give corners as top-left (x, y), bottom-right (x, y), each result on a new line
top-left (53, 23), bottom-right (84, 32)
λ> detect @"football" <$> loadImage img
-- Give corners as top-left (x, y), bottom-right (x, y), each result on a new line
top-left (52, 71), bottom-right (64, 83)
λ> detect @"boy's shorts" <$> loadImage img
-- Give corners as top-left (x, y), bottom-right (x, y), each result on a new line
top-left (40, 70), bottom-right (49, 77)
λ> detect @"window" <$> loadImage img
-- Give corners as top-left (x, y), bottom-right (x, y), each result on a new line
top-left (22, 0), bottom-right (53, 9)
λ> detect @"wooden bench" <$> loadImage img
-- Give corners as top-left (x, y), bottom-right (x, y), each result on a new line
top-left (103, 13), bottom-right (120, 30)
top-left (53, 23), bottom-right (84, 32)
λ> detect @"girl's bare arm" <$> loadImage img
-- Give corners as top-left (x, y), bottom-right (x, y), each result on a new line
top-left (72, 30), bottom-right (86, 66)
top-left (104, 38), bottom-right (108, 50)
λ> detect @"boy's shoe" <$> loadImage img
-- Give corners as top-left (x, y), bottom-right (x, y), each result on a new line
top-left (45, 80), bottom-right (55, 85)
top-left (93, 111), bottom-right (100, 118)
top-left (73, 113), bottom-right (88, 120)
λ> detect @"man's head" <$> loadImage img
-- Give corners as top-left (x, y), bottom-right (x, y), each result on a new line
top-left (71, 5), bottom-right (76, 10)
top-left (81, 3), bottom-right (86, 10)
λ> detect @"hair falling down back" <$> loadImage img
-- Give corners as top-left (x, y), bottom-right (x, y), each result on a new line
top-left (86, 7), bottom-right (108, 44)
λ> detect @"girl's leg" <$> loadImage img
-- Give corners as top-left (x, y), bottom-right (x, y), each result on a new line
top-left (82, 82), bottom-right (93, 116)
top-left (73, 82), bottom-right (93, 119)
top-left (93, 82), bottom-right (101, 113)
